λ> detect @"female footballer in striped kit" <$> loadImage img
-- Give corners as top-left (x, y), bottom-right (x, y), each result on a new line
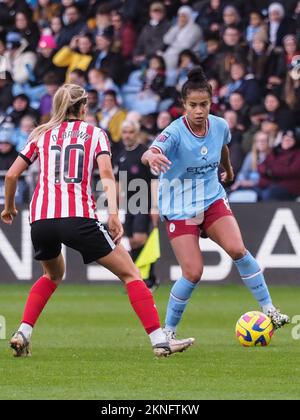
top-left (1, 84), bottom-right (194, 357)
top-left (142, 67), bottom-right (289, 341)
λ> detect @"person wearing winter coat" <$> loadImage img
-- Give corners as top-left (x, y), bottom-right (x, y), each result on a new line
top-left (258, 130), bottom-right (300, 200)
top-left (4, 32), bottom-right (37, 84)
top-left (163, 6), bottom-right (202, 70)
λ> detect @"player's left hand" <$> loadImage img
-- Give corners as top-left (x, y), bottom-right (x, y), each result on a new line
top-left (108, 215), bottom-right (124, 245)
top-left (221, 168), bottom-right (235, 185)
top-left (1, 208), bottom-right (18, 225)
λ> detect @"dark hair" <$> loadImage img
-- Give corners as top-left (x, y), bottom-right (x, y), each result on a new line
top-left (104, 90), bottom-right (117, 100)
top-left (182, 67), bottom-right (212, 100)
top-left (43, 72), bottom-right (61, 86)
top-left (178, 49), bottom-right (200, 67)
top-left (149, 54), bottom-right (166, 71)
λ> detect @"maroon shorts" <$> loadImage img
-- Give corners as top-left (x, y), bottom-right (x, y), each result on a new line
top-left (166, 198), bottom-right (233, 241)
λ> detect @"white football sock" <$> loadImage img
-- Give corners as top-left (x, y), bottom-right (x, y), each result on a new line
top-left (149, 328), bottom-right (168, 346)
top-left (262, 303), bottom-right (276, 315)
top-left (19, 323), bottom-right (33, 340)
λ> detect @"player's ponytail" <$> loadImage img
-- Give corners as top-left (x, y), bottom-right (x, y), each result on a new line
top-left (182, 66), bottom-right (212, 101)
top-left (28, 84), bottom-right (87, 143)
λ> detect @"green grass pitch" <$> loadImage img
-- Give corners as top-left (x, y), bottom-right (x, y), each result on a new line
top-left (0, 284), bottom-right (299, 400)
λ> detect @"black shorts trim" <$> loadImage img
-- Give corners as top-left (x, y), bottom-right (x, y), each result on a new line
top-left (31, 217), bottom-right (116, 264)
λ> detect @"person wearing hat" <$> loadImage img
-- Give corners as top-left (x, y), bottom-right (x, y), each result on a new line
top-left (5, 94), bottom-right (39, 127)
top-left (258, 129), bottom-right (300, 200)
top-left (53, 32), bottom-right (94, 82)
top-left (268, 2), bottom-right (297, 47)
top-left (133, 2), bottom-right (171, 65)
top-left (33, 31), bottom-right (65, 86)
top-left (88, 27), bottom-right (125, 85)
top-left (163, 5), bottom-right (203, 70)
top-left (4, 31), bottom-right (37, 84)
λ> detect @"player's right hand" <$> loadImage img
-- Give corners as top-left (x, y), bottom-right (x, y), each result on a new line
top-left (1, 208), bottom-right (18, 225)
top-left (148, 153), bottom-right (171, 174)
top-left (108, 215), bottom-right (124, 245)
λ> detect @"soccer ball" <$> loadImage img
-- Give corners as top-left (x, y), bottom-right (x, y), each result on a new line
top-left (235, 311), bottom-right (274, 347)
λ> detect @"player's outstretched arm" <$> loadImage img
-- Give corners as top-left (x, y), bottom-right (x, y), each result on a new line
top-left (141, 148), bottom-right (171, 174)
top-left (1, 157), bottom-right (28, 225)
top-left (220, 145), bottom-right (235, 185)
top-left (97, 154), bottom-right (124, 244)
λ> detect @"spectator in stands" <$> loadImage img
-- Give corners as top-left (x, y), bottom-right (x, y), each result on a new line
top-left (56, 5), bottom-right (86, 49)
top-left (15, 11), bottom-right (40, 50)
top-left (242, 105), bottom-right (267, 153)
top-left (284, 68), bottom-right (300, 122)
top-left (195, 0), bottom-right (223, 36)
top-left (215, 26), bottom-right (248, 84)
top-left (261, 117), bottom-right (283, 148)
top-left (176, 49), bottom-right (201, 92)
top-left (88, 68), bottom-right (120, 105)
top-left (0, 72), bottom-right (14, 114)
top-left (163, 6), bottom-right (203, 70)
top-left (4, 32), bottom-right (37, 84)
top-left (268, 2), bottom-right (296, 48)
top-left (89, 27), bottom-right (125, 85)
top-left (276, 34), bottom-right (300, 79)
top-left (50, 15), bottom-right (64, 42)
top-left (0, 0), bottom-right (32, 32)
top-left (224, 109), bottom-right (245, 174)
top-left (34, 31), bottom-right (65, 86)
top-left (5, 94), bottom-right (39, 127)
top-left (221, 5), bottom-right (243, 33)
top-left (85, 112), bottom-right (99, 127)
top-left (53, 32), bottom-right (94, 82)
top-left (133, 2), bottom-right (171, 65)
top-left (98, 89), bottom-right (127, 143)
top-left (155, 111), bottom-right (172, 137)
top-left (258, 129), bottom-right (300, 201)
top-left (86, 89), bottom-right (101, 114)
top-left (264, 93), bottom-right (295, 131)
top-left (246, 11), bottom-right (268, 46)
top-left (247, 33), bottom-right (278, 86)
top-left (33, 0), bottom-right (61, 30)
top-left (0, 121), bottom-right (18, 170)
top-left (68, 69), bottom-right (87, 87)
top-left (39, 72), bottom-right (60, 123)
top-left (111, 11), bottom-right (136, 60)
top-left (220, 62), bottom-right (262, 106)
top-left (12, 114), bottom-right (36, 152)
top-left (231, 131), bottom-right (270, 193)
top-left (228, 92), bottom-right (250, 132)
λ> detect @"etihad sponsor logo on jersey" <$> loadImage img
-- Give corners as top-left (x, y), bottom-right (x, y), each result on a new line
top-left (187, 162), bottom-right (219, 175)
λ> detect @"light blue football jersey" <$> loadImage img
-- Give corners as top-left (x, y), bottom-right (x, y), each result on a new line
top-left (151, 115), bottom-right (231, 220)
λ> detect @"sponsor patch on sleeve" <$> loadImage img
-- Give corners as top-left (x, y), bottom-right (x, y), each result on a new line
top-left (156, 132), bottom-right (170, 143)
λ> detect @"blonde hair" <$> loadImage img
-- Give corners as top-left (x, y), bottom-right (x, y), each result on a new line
top-left (28, 84), bottom-right (87, 143)
top-left (251, 131), bottom-right (270, 171)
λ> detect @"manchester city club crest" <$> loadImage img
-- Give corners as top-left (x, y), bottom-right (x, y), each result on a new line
top-left (201, 146), bottom-right (208, 156)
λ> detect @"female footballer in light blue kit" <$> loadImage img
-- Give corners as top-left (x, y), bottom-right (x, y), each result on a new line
top-left (142, 67), bottom-right (289, 340)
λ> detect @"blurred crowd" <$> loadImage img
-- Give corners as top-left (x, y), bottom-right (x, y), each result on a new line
top-left (0, 0), bottom-right (300, 205)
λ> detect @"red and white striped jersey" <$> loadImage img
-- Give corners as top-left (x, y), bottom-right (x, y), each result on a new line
top-left (20, 120), bottom-right (111, 223)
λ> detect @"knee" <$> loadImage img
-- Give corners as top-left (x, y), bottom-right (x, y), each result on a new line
top-left (119, 265), bottom-right (141, 284)
top-left (228, 247), bottom-right (247, 261)
top-left (45, 270), bottom-right (64, 285)
top-left (182, 265), bottom-right (203, 284)
top-left (130, 238), bottom-right (147, 249)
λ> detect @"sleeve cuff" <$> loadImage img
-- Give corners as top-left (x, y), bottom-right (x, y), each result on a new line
top-left (150, 146), bottom-right (164, 154)
top-left (96, 151), bottom-right (112, 159)
top-left (19, 153), bottom-right (32, 166)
